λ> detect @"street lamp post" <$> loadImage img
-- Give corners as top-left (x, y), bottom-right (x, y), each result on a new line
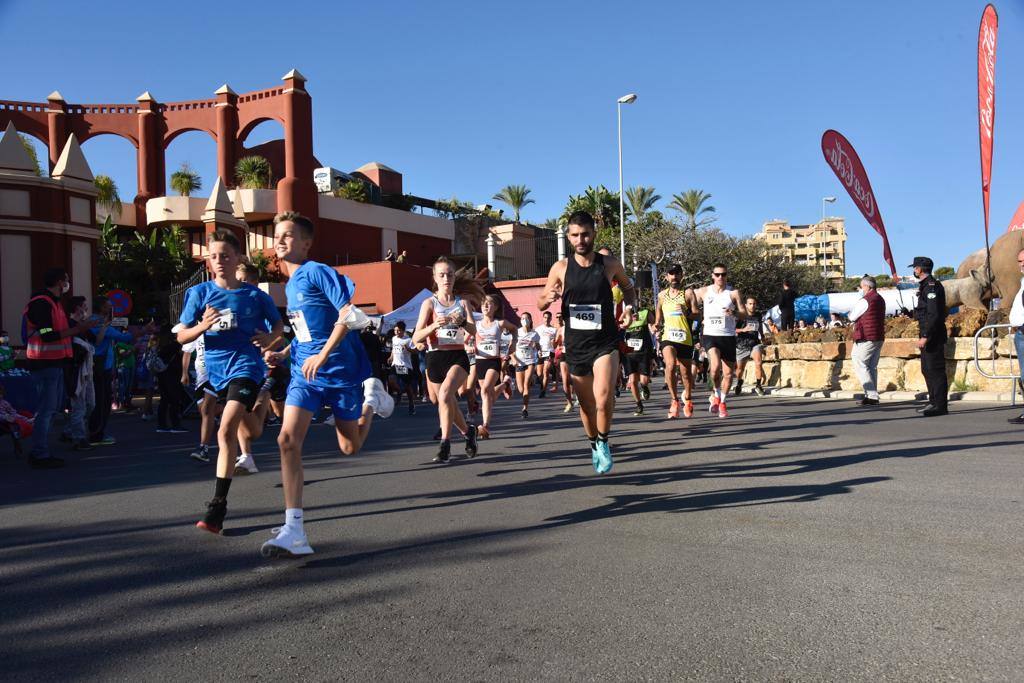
top-left (821, 196), bottom-right (836, 279)
top-left (821, 196), bottom-right (836, 222)
top-left (617, 93), bottom-right (637, 265)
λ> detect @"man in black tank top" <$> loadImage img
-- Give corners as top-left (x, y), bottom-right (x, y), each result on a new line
top-left (538, 211), bottom-right (635, 475)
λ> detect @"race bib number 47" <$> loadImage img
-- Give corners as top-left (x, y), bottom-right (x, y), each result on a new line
top-left (569, 304), bottom-right (602, 330)
top-left (437, 326), bottom-right (465, 345)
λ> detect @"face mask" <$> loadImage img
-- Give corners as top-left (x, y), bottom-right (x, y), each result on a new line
top-left (61, 281), bottom-right (70, 294)
top-left (521, 317), bottom-right (529, 326)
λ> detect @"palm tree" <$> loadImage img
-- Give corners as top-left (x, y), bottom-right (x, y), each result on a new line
top-left (492, 184), bottom-right (535, 223)
top-left (235, 156), bottom-right (273, 189)
top-left (625, 185), bottom-right (661, 220)
top-left (94, 175), bottom-right (122, 218)
top-left (668, 189), bottom-right (716, 230)
top-left (18, 135), bottom-right (42, 176)
top-left (334, 180), bottom-right (368, 203)
top-left (169, 163), bottom-right (202, 196)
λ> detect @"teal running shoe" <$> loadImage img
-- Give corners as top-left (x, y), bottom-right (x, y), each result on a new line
top-left (593, 440), bottom-right (613, 474)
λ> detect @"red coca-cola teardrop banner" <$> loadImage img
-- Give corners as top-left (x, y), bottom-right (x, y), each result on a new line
top-left (821, 129), bottom-right (897, 278)
top-left (978, 4), bottom-right (998, 248)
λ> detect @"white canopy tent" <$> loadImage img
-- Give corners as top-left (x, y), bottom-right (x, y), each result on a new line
top-left (380, 289), bottom-right (433, 332)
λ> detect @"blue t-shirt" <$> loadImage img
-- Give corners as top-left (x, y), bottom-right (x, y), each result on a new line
top-left (285, 261), bottom-right (371, 389)
top-left (179, 281), bottom-right (281, 390)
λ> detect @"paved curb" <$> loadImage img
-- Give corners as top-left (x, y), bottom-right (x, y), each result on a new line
top-left (749, 387), bottom-right (1016, 403)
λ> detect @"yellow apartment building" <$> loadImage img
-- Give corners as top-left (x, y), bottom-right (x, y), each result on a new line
top-left (756, 218), bottom-right (847, 284)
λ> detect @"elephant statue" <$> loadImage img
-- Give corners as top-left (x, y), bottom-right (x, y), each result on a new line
top-left (941, 268), bottom-right (992, 310)
top-left (955, 230), bottom-right (1024, 309)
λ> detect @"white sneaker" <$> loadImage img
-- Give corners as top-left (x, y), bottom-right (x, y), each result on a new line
top-left (235, 453), bottom-right (258, 474)
top-left (260, 526), bottom-right (314, 558)
top-left (322, 414), bottom-right (336, 426)
top-left (340, 305), bottom-right (372, 330)
top-left (363, 377), bottom-right (394, 418)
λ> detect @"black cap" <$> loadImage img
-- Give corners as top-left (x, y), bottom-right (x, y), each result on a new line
top-left (908, 256), bottom-right (933, 270)
top-left (666, 264), bottom-right (683, 276)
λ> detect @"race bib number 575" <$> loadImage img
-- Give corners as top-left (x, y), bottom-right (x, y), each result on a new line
top-left (569, 304), bottom-right (602, 331)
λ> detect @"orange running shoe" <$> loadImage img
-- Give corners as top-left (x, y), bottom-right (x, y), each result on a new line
top-left (477, 425), bottom-right (490, 440)
top-left (667, 399), bottom-right (680, 419)
top-left (718, 402), bottom-right (728, 418)
top-left (683, 400), bottom-right (694, 418)
top-left (708, 394), bottom-right (720, 415)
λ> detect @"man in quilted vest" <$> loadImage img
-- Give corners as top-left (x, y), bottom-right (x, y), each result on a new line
top-left (849, 275), bottom-right (886, 406)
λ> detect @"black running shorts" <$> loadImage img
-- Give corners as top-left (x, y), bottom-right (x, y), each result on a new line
top-left (217, 377), bottom-right (262, 412)
top-left (659, 340), bottom-right (697, 361)
top-left (624, 352), bottom-right (652, 376)
top-left (567, 343), bottom-right (619, 378)
top-left (475, 357), bottom-right (501, 378)
top-left (703, 335), bottom-right (737, 364)
top-left (426, 350), bottom-right (470, 383)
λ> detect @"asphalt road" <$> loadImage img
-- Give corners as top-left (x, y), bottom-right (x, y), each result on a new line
top-left (2, 387), bottom-right (1022, 681)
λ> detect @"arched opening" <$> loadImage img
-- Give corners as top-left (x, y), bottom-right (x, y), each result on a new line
top-left (17, 133), bottom-right (48, 177)
top-left (238, 118), bottom-right (287, 257)
top-left (164, 129), bottom-right (218, 257)
top-left (80, 133), bottom-right (138, 226)
top-left (164, 129), bottom-right (217, 197)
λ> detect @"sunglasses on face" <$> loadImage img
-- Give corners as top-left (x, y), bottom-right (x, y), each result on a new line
top-left (712, 272), bottom-right (726, 277)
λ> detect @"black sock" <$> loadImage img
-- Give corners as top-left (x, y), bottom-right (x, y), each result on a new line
top-left (597, 432), bottom-right (609, 443)
top-left (588, 435), bottom-right (598, 449)
top-left (214, 476), bottom-right (232, 500)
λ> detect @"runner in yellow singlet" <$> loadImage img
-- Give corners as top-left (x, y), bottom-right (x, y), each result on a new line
top-left (654, 265), bottom-right (698, 419)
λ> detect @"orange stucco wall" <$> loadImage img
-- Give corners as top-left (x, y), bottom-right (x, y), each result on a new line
top-left (334, 261), bottom-right (433, 314)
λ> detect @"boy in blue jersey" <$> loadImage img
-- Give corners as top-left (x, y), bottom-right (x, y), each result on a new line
top-left (176, 230), bottom-right (283, 534)
top-left (260, 212), bottom-right (394, 558)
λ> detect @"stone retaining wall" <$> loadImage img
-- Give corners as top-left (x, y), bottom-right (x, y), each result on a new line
top-left (742, 337), bottom-right (1020, 393)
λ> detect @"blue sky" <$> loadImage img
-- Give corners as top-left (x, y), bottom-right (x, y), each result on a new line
top-left (3, 0), bottom-right (1022, 275)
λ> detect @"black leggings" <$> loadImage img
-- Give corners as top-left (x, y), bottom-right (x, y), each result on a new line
top-left (157, 372), bottom-right (185, 429)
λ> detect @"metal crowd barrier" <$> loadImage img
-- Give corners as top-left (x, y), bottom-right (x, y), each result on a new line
top-left (973, 323), bottom-right (1020, 406)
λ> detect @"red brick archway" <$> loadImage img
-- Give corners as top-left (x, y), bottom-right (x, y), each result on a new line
top-left (0, 70), bottom-right (316, 225)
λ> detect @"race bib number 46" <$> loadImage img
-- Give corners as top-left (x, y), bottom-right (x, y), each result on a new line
top-left (478, 340), bottom-right (497, 357)
top-left (569, 304), bottom-right (602, 330)
top-left (287, 310), bottom-right (312, 343)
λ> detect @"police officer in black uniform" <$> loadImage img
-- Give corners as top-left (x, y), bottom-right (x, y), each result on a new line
top-left (911, 257), bottom-right (948, 417)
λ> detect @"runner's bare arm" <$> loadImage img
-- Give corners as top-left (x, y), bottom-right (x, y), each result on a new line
top-left (460, 300), bottom-right (476, 337)
top-left (653, 291), bottom-right (664, 329)
top-left (690, 287), bottom-right (705, 318)
top-left (176, 306), bottom-right (220, 345)
top-left (607, 257), bottom-right (637, 311)
top-left (537, 261), bottom-right (566, 311)
top-left (685, 288), bottom-right (700, 319)
top-left (411, 298), bottom-right (437, 346)
top-left (732, 289), bottom-right (746, 322)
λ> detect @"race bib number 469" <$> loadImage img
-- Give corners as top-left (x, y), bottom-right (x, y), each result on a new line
top-left (569, 304), bottom-right (602, 330)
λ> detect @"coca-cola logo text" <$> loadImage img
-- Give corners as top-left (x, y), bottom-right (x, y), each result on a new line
top-left (979, 13), bottom-right (996, 143)
top-left (825, 137), bottom-right (875, 219)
